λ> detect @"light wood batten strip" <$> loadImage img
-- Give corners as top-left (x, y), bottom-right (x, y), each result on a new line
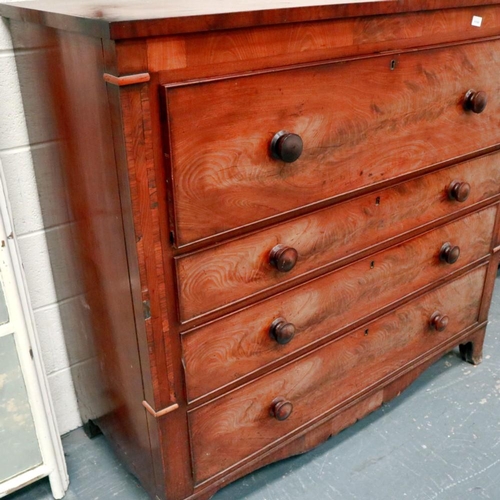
top-left (104, 72), bottom-right (151, 86)
top-left (142, 400), bottom-right (179, 418)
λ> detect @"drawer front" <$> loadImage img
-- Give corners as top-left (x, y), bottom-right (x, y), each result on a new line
top-left (176, 153), bottom-right (500, 321)
top-left (166, 39), bottom-right (500, 246)
top-left (189, 265), bottom-right (487, 483)
top-left (182, 206), bottom-right (496, 401)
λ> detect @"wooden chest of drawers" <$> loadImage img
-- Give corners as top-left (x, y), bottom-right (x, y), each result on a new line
top-left (3, 1), bottom-right (500, 498)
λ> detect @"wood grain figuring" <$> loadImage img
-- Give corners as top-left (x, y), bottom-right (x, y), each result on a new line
top-left (5, 3), bottom-right (500, 500)
top-left (116, 78), bottom-right (197, 500)
top-left (182, 206), bottom-right (496, 400)
top-left (118, 83), bottom-right (176, 408)
top-left (191, 390), bottom-right (385, 499)
top-left (176, 152), bottom-right (500, 321)
top-left (105, 80), bottom-right (167, 499)
top-left (146, 72), bottom-right (196, 500)
top-left (166, 39), bottom-right (500, 245)
top-left (190, 322), bottom-right (487, 499)
top-left (190, 318), bottom-right (486, 499)
top-left (148, 6), bottom-right (500, 81)
top-left (3, 0), bottom-right (500, 39)
top-left (189, 266), bottom-right (486, 483)
top-left (114, 39), bottom-right (148, 74)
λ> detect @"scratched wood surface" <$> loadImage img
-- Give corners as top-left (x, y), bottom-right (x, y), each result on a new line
top-left (166, 39), bottom-right (500, 246)
top-left (182, 206), bottom-right (496, 401)
top-left (176, 153), bottom-right (500, 321)
top-left (189, 266), bottom-right (486, 483)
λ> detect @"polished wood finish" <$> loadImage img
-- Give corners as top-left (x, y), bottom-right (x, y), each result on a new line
top-left (181, 207), bottom-right (496, 401)
top-left (3, 0), bottom-right (500, 39)
top-left (112, 77), bottom-right (193, 500)
top-left (146, 5), bottom-right (500, 84)
top-left (190, 322), bottom-right (488, 499)
top-left (3, 2), bottom-right (500, 499)
top-left (189, 266), bottom-right (486, 483)
top-left (166, 40), bottom-right (500, 246)
top-left (176, 153), bottom-right (500, 321)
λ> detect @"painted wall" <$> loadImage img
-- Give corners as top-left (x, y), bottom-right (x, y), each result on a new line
top-left (0, 14), bottom-right (84, 435)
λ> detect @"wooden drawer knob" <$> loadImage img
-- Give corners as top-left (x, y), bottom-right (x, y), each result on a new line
top-left (270, 131), bottom-right (303, 163)
top-left (430, 311), bottom-right (449, 332)
top-left (270, 397), bottom-right (293, 421)
top-left (269, 244), bottom-right (298, 272)
top-left (439, 242), bottom-right (460, 264)
top-left (448, 180), bottom-right (471, 202)
top-left (464, 90), bottom-right (488, 114)
top-left (269, 318), bottom-right (296, 345)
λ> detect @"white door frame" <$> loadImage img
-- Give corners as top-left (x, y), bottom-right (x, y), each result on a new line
top-left (0, 158), bottom-right (69, 499)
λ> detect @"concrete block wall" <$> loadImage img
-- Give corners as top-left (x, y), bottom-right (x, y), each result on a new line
top-left (0, 14), bottom-right (84, 435)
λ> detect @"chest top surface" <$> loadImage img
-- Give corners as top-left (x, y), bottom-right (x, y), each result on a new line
top-left (1, 0), bottom-right (500, 38)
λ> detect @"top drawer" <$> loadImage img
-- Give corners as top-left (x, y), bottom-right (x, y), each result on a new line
top-left (165, 39), bottom-right (500, 246)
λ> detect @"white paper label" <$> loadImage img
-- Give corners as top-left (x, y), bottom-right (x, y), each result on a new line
top-left (472, 16), bottom-right (483, 27)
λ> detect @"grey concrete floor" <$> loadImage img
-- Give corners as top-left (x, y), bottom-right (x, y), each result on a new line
top-left (8, 273), bottom-right (500, 500)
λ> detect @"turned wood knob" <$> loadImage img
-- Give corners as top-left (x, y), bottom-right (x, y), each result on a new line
top-left (448, 180), bottom-right (471, 203)
top-left (269, 244), bottom-right (298, 272)
top-left (464, 90), bottom-right (488, 114)
top-left (430, 311), bottom-right (449, 332)
top-left (270, 131), bottom-right (303, 163)
top-left (439, 242), bottom-right (460, 264)
top-left (270, 397), bottom-right (293, 421)
top-left (269, 318), bottom-right (296, 345)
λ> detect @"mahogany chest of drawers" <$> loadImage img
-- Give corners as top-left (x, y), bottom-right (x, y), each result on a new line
top-left (2, 1), bottom-right (500, 498)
